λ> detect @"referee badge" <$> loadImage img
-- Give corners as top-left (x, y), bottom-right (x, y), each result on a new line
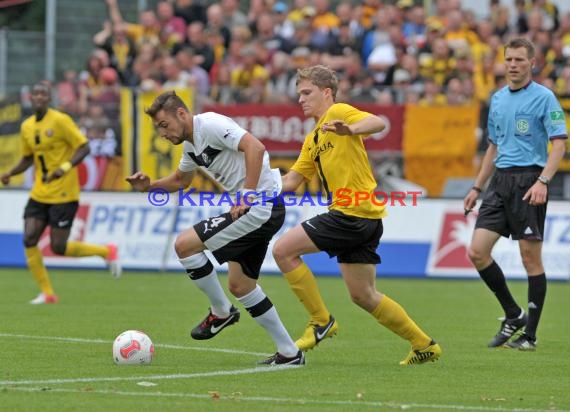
top-left (549, 110), bottom-right (565, 124)
top-left (516, 119), bottom-right (529, 134)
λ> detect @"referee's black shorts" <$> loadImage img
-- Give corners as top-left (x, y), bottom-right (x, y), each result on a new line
top-left (475, 166), bottom-right (546, 240)
top-left (301, 210), bottom-right (383, 264)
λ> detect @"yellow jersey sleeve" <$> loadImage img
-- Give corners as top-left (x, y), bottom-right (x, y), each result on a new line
top-left (59, 112), bottom-right (88, 148)
top-left (290, 136), bottom-right (316, 180)
top-left (20, 118), bottom-right (33, 157)
top-left (327, 104), bottom-right (373, 137)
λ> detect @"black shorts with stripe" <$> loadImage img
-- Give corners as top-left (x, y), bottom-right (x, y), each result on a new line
top-left (194, 198), bottom-right (285, 278)
top-left (475, 166), bottom-right (546, 240)
top-left (23, 198), bottom-right (78, 229)
top-left (302, 210), bottom-right (383, 264)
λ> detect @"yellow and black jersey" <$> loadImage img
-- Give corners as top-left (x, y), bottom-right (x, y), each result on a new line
top-left (21, 108), bottom-right (87, 203)
top-left (291, 103), bottom-right (387, 219)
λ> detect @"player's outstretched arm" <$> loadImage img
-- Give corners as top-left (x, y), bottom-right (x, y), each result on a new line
top-left (321, 115), bottom-right (386, 136)
top-left (238, 133), bottom-right (265, 192)
top-left (1, 155), bottom-right (33, 185)
top-left (45, 143), bottom-right (90, 183)
top-left (125, 171), bottom-right (151, 192)
top-left (126, 169), bottom-right (194, 193)
top-left (281, 170), bottom-right (306, 193)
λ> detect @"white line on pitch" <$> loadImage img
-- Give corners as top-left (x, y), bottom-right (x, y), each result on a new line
top-left (0, 332), bottom-right (267, 356)
top-left (0, 366), bottom-right (292, 386)
top-left (5, 387), bottom-right (566, 412)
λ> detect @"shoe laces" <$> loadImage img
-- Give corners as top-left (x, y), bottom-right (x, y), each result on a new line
top-left (409, 350), bottom-right (433, 363)
top-left (499, 320), bottom-right (519, 335)
top-left (265, 352), bottom-right (301, 365)
top-left (200, 312), bottom-right (217, 327)
top-left (267, 353), bottom-right (281, 363)
top-left (500, 321), bottom-right (514, 333)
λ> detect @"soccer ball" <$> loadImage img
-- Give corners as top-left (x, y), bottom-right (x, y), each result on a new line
top-left (112, 330), bottom-right (154, 365)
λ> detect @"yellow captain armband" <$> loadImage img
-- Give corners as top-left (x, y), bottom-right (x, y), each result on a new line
top-left (59, 161), bottom-right (73, 173)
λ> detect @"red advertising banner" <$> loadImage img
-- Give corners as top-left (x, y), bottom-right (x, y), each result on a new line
top-left (202, 104), bottom-right (404, 153)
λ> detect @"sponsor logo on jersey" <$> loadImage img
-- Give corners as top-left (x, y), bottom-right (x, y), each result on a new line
top-left (549, 110), bottom-right (565, 123)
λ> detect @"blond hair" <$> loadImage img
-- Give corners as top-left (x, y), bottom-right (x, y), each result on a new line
top-left (296, 65), bottom-right (339, 100)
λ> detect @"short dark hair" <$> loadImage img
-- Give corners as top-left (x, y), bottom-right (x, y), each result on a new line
top-left (505, 37), bottom-right (536, 59)
top-left (145, 90), bottom-right (189, 118)
top-left (296, 65), bottom-right (339, 100)
top-left (32, 80), bottom-right (51, 93)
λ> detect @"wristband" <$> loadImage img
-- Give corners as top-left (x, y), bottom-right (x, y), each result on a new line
top-left (59, 161), bottom-right (72, 173)
top-left (472, 186), bottom-right (482, 193)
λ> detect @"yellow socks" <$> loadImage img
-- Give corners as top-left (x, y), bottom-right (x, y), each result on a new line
top-left (64, 242), bottom-right (109, 258)
top-left (24, 243), bottom-right (109, 296)
top-left (25, 246), bottom-right (54, 295)
top-left (372, 295), bottom-right (432, 350)
top-left (284, 262), bottom-right (330, 324)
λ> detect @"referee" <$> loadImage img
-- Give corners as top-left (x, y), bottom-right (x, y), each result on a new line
top-left (464, 38), bottom-right (567, 351)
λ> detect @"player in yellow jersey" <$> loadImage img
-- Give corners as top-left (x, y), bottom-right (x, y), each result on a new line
top-left (1, 82), bottom-right (121, 304)
top-left (272, 65), bottom-right (441, 365)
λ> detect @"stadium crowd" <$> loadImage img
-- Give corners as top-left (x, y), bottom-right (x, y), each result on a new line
top-left (34, 0), bottom-right (570, 159)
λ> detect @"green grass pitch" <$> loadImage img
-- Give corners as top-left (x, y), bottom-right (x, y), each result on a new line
top-left (1, 268), bottom-right (569, 411)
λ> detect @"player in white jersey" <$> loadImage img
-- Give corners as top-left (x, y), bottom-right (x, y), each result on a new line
top-left (126, 90), bottom-right (304, 366)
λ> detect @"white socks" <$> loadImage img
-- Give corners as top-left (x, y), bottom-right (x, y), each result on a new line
top-left (179, 253), bottom-right (232, 317)
top-left (238, 285), bottom-right (298, 357)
